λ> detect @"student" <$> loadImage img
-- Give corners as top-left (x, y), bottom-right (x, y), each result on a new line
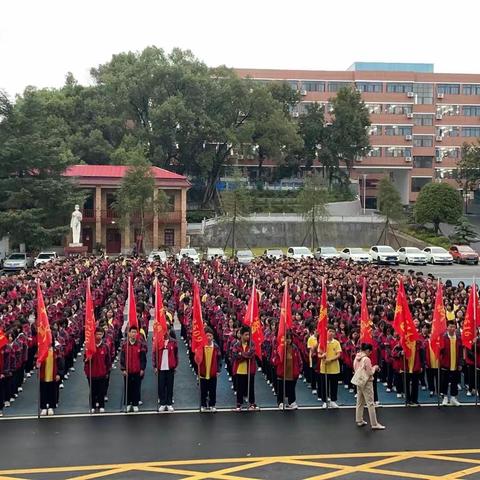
top-left (120, 326), bottom-right (146, 413)
top-left (198, 327), bottom-right (222, 412)
top-left (318, 325), bottom-right (342, 408)
top-left (153, 329), bottom-right (178, 412)
top-left (0, 338), bottom-right (10, 416)
top-left (305, 326), bottom-right (318, 394)
top-left (84, 327), bottom-right (111, 413)
top-left (440, 321), bottom-right (462, 406)
top-left (37, 343), bottom-right (65, 416)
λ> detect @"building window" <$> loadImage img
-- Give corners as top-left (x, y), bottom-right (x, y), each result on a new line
top-left (368, 125), bottom-right (382, 136)
top-left (437, 126), bottom-right (460, 137)
top-left (438, 105), bottom-right (460, 116)
top-left (436, 147), bottom-right (460, 159)
top-left (386, 83), bottom-right (413, 93)
top-left (366, 103), bottom-right (382, 114)
top-left (411, 177), bottom-right (432, 192)
top-left (367, 147), bottom-right (382, 157)
top-left (164, 228), bottom-right (175, 246)
top-left (301, 81), bottom-right (325, 92)
top-left (384, 104), bottom-right (412, 115)
top-left (462, 106), bottom-right (480, 116)
top-left (462, 127), bottom-right (480, 137)
top-left (385, 147), bottom-right (411, 157)
top-left (385, 126), bottom-right (412, 136)
top-left (327, 82), bottom-right (353, 92)
top-left (413, 114), bottom-right (434, 126)
top-left (437, 84), bottom-right (460, 95)
top-left (413, 83), bottom-right (434, 104)
top-left (413, 136), bottom-right (433, 147)
top-left (435, 168), bottom-right (457, 180)
top-left (413, 156), bottom-right (433, 168)
top-left (288, 80), bottom-right (300, 90)
top-left (463, 84), bottom-right (480, 95)
top-left (356, 82), bottom-right (383, 93)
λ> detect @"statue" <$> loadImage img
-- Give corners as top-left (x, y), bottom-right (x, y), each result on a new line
top-left (70, 205), bottom-right (83, 246)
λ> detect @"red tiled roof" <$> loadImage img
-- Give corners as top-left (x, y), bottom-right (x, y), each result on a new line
top-left (64, 164), bottom-right (187, 181)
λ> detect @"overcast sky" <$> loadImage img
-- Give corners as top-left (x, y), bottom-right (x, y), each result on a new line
top-left (2, 0), bottom-right (479, 96)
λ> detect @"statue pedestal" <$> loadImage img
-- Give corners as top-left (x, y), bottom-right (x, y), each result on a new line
top-left (64, 245), bottom-right (88, 256)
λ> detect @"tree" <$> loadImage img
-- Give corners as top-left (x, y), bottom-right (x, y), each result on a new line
top-left (297, 103), bottom-right (326, 170)
top-left (451, 218), bottom-right (478, 245)
top-left (454, 141), bottom-right (480, 213)
top-left (296, 173), bottom-right (329, 251)
top-left (414, 182), bottom-right (463, 234)
top-left (377, 178), bottom-right (404, 222)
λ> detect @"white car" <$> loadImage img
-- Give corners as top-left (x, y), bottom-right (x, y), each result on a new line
top-left (369, 245), bottom-right (399, 265)
top-left (287, 247), bottom-right (314, 260)
top-left (34, 251), bottom-right (58, 268)
top-left (263, 249), bottom-right (284, 259)
top-left (340, 248), bottom-right (372, 263)
top-left (236, 249), bottom-right (255, 265)
top-left (206, 247), bottom-right (227, 260)
top-left (3, 253), bottom-right (34, 271)
top-left (397, 247), bottom-right (428, 265)
top-left (423, 246), bottom-right (453, 265)
top-left (147, 250), bottom-right (167, 263)
top-left (314, 246), bottom-right (340, 260)
top-left (177, 248), bottom-right (200, 264)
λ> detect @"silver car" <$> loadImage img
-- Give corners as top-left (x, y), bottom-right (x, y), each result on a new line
top-left (236, 249), bottom-right (255, 264)
top-left (315, 246), bottom-right (340, 260)
top-left (3, 253), bottom-right (34, 271)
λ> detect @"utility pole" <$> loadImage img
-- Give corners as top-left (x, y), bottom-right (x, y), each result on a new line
top-left (231, 193), bottom-right (236, 257)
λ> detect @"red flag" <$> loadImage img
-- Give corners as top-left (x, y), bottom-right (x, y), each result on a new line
top-left (192, 280), bottom-right (208, 365)
top-left (317, 278), bottom-right (328, 353)
top-left (393, 278), bottom-right (420, 358)
top-left (127, 274), bottom-right (138, 329)
top-left (462, 282), bottom-right (479, 350)
top-left (153, 279), bottom-right (168, 352)
top-left (84, 278), bottom-right (97, 361)
top-left (36, 281), bottom-right (52, 364)
top-left (431, 280), bottom-right (447, 359)
top-left (277, 282), bottom-right (292, 362)
top-left (359, 277), bottom-right (373, 344)
top-left (244, 279), bottom-right (264, 359)
top-left (0, 328), bottom-right (7, 350)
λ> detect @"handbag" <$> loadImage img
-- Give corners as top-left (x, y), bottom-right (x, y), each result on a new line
top-left (351, 358), bottom-right (369, 388)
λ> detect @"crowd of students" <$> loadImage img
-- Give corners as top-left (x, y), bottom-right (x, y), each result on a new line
top-left (0, 254), bottom-right (477, 416)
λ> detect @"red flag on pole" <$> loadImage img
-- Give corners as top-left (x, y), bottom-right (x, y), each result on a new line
top-left (243, 279), bottom-right (264, 359)
top-left (359, 277), bottom-right (373, 344)
top-left (277, 282), bottom-right (292, 362)
top-left (462, 281), bottom-right (479, 350)
top-left (431, 280), bottom-right (447, 358)
top-left (0, 328), bottom-right (7, 350)
top-left (192, 280), bottom-right (208, 365)
top-left (84, 278), bottom-right (97, 361)
top-left (36, 281), bottom-right (52, 364)
top-left (153, 279), bottom-right (168, 351)
top-left (393, 278), bottom-right (420, 358)
top-left (127, 274), bottom-right (138, 329)
top-left (317, 278), bottom-right (328, 353)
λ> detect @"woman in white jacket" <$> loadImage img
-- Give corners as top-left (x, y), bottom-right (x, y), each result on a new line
top-left (353, 343), bottom-right (386, 430)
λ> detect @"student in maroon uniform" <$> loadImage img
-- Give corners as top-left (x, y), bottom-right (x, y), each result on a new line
top-left (120, 326), bottom-right (146, 412)
top-left (84, 327), bottom-right (111, 413)
top-left (0, 340), bottom-right (9, 416)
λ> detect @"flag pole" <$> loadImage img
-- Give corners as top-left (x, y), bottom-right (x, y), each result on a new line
top-left (403, 354), bottom-right (408, 407)
top-left (89, 358), bottom-right (93, 414)
top-left (37, 359), bottom-right (41, 419)
top-left (474, 277), bottom-right (478, 407)
top-left (283, 315), bottom-right (287, 411)
top-left (246, 278), bottom-right (255, 408)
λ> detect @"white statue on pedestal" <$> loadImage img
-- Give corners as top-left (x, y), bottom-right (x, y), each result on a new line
top-left (70, 205), bottom-right (83, 246)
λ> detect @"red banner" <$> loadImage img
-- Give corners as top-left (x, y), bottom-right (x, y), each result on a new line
top-left (317, 278), bottom-right (328, 353)
top-left (462, 282), bottom-right (479, 350)
top-left (243, 279), bottom-right (264, 359)
top-left (36, 281), bottom-right (52, 364)
top-left (277, 282), bottom-right (292, 362)
top-left (84, 278), bottom-right (97, 361)
top-left (127, 274), bottom-right (138, 329)
top-left (431, 280), bottom-right (447, 359)
top-left (192, 280), bottom-right (207, 365)
top-left (359, 277), bottom-right (373, 344)
top-left (153, 279), bottom-right (168, 352)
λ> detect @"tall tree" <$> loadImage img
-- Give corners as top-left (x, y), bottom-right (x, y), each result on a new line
top-left (414, 182), bottom-right (463, 234)
top-left (377, 177), bottom-right (404, 222)
top-left (297, 103), bottom-right (326, 170)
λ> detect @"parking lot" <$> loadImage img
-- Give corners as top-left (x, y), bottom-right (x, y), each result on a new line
top-left (392, 262), bottom-right (480, 284)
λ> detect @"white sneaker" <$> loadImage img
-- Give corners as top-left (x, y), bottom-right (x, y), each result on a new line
top-left (450, 397), bottom-right (461, 406)
top-left (349, 388), bottom-right (354, 393)
top-left (382, 382), bottom-right (387, 386)
top-left (59, 383), bottom-right (64, 389)
top-left (467, 391), bottom-right (472, 397)
top-left (228, 377), bottom-right (232, 382)
top-left (344, 384), bottom-right (348, 389)
top-left (90, 408), bottom-right (95, 413)
top-left (4, 401), bottom-right (10, 407)
top-left (396, 393), bottom-right (402, 398)
top-left (322, 402), bottom-right (328, 409)
top-left (421, 386), bottom-right (426, 391)
top-left (139, 401), bottom-right (143, 406)
top-left (386, 388), bottom-right (392, 393)
top-left (372, 423), bottom-right (386, 430)
top-left (375, 401), bottom-right (381, 406)
top-left (126, 405), bottom-right (133, 412)
top-left (70, 367), bottom-right (75, 372)
top-left (312, 389), bottom-right (317, 395)
top-left (257, 367), bottom-right (262, 372)
top-left (210, 407), bottom-right (217, 413)
top-left (289, 402), bottom-right (298, 410)
top-left (18, 387), bottom-right (23, 393)
top-left (47, 408), bottom-right (54, 416)
top-left (104, 396), bottom-right (109, 402)
top-left (329, 401), bottom-right (339, 409)
top-left (167, 405), bottom-right (174, 412)
top-left (278, 403), bottom-right (284, 410)
top-left (0, 411), bottom-right (3, 417)
top-left (99, 408), bottom-right (105, 413)
top-left (200, 406), bottom-right (207, 412)
top-left (26, 373), bottom-right (31, 378)
top-left (442, 396), bottom-right (449, 407)
top-left (132, 406), bottom-right (139, 413)
top-left (158, 405), bottom-right (165, 412)
top-left (40, 409), bottom-right (47, 416)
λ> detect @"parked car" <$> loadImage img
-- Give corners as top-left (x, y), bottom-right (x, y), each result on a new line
top-left (236, 249), bottom-right (255, 264)
top-left (3, 253), bottom-right (34, 271)
top-left (176, 248), bottom-right (200, 264)
top-left (287, 247), bottom-right (314, 260)
top-left (397, 247), bottom-right (428, 265)
top-left (423, 246), bottom-right (453, 265)
top-left (263, 249), bottom-right (284, 259)
top-left (369, 245), bottom-right (399, 265)
top-left (147, 250), bottom-right (167, 263)
top-left (205, 247), bottom-right (227, 260)
top-left (339, 248), bottom-right (372, 263)
top-left (34, 251), bottom-right (58, 268)
top-left (449, 245), bottom-right (479, 265)
top-left (314, 246), bottom-right (340, 260)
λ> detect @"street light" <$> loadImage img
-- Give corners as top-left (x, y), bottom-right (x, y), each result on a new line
top-left (362, 173), bottom-right (367, 215)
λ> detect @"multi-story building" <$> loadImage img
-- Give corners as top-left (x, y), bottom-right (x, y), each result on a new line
top-left (235, 62), bottom-right (480, 207)
top-left (64, 165), bottom-right (190, 254)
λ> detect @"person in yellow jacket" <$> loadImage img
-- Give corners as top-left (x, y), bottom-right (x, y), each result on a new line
top-left (318, 326), bottom-right (342, 409)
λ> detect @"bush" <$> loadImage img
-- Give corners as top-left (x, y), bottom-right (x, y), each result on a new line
top-left (400, 226), bottom-right (451, 249)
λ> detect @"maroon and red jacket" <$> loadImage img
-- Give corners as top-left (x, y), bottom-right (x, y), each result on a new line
top-left (39, 348), bottom-right (65, 382)
top-left (439, 334), bottom-right (463, 370)
top-left (84, 342), bottom-right (111, 379)
top-left (232, 340), bottom-right (257, 375)
top-left (396, 341), bottom-right (425, 374)
top-left (0, 346), bottom-right (10, 376)
top-left (152, 339), bottom-right (178, 370)
top-left (197, 342), bottom-right (222, 378)
top-left (272, 344), bottom-right (303, 379)
top-left (463, 338), bottom-right (480, 366)
top-left (120, 339), bottom-right (147, 375)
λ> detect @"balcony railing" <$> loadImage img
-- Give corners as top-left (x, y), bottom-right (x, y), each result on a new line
top-left (82, 209), bottom-right (183, 224)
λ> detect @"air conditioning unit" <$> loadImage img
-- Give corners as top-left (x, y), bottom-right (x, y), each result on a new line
top-left (405, 135), bottom-right (413, 141)
top-left (437, 92), bottom-right (444, 99)
top-left (292, 112), bottom-right (300, 118)
top-left (435, 157), bottom-right (443, 163)
top-left (406, 113), bottom-right (414, 119)
top-left (436, 113), bottom-right (443, 120)
top-left (300, 90), bottom-right (307, 96)
top-left (407, 92), bottom-right (415, 98)
top-left (405, 156), bottom-right (412, 163)
top-left (436, 135), bottom-right (443, 141)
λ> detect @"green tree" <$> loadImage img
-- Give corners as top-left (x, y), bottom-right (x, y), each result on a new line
top-left (414, 182), bottom-right (463, 234)
top-left (377, 178), bottom-right (404, 221)
top-left (451, 218), bottom-right (478, 245)
top-left (454, 141), bottom-right (480, 213)
top-left (297, 103), bottom-right (326, 170)
top-left (296, 174), bottom-right (329, 251)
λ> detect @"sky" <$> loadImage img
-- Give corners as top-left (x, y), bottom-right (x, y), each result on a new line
top-left (2, 0), bottom-right (480, 96)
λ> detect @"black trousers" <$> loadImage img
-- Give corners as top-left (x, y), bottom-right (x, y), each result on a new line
top-left (157, 370), bottom-right (175, 406)
top-left (277, 378), bottom-right (296, 405)
top-left (235, 374), bottom-right (255, 406)
top-left (426, 368), bottom-right (439, 394)
top-left (40, 381), bottom-right (56, 409)
top-left (394, 371), bottom-right (404, 394)
top-left (124, 373), bottom-right (141, 406)
top-left (343, 365), bottom-right (353, 390)
top-left (89, 377), bottom-right (107, 409)
top-left (0, 377), bottom-right (5, 410)
top-left (304, 365), bottom-right (317, 389)
top-left (318, 373), bottom-right (338, 402)
top-left (406, 372), bottom-right (420, 403)
top-left (440, 369), bottom-right (460, 397)
top-left (200, 377), bottom-right (217, 407)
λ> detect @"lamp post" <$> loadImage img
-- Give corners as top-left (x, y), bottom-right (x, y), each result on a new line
top-left (362, 173), bottom-right (367, 215)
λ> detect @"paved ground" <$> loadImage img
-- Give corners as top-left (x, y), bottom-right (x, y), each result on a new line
top-left (1, 409), bottom-right (480, 479)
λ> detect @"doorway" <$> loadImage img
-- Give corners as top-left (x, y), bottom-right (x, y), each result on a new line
top-left (106, 229), bottom-right (121, 254)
